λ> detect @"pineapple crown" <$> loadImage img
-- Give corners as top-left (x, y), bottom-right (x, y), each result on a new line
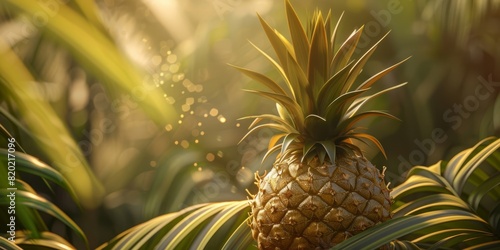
top-left (232, 0), bottom-right (408, 164)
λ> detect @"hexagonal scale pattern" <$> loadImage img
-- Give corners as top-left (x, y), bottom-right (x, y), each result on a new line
top-left (250, 155), bottom-right (392, 249)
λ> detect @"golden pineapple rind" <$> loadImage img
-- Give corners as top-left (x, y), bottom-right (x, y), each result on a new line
top-left (250, 155), bottom-right (392, 249)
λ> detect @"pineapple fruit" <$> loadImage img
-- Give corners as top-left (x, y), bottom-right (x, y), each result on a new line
top-left (233, 1), bottom-right (408, 249)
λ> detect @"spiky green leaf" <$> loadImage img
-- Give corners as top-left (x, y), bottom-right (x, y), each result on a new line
top-left (331, 26), bottom-right (364, 73)
top-left (230, 65), bottom-right (287, 95)
top-left (308, 14), bottom-right (329, 97)
top-left (285, 0), bottom-right (309, 71)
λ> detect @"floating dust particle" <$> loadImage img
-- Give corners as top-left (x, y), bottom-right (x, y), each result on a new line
top-left (186, 97), bottom-right (194, 105)
top-left (198, 167), bottom-right (202, 171)
top-left (194, 162), bottom-right (198, 167)
top-left (170, 64), bottom-right (180, 73)
top-left (165, 124), bottom-right (173, 131)
top-left (166, 97), bottom-right (175, 104)
top-left (203, 114), bottom-right (208, 118)
top-left (160, 72), bottom-right (164, 76)
top-left (182, 79), bottom-right (197, 93)
top-left (180, 140), bottom-right (189, 149)
top-left (198, 96), bottom-right (208, 103)
top-left (194, 139), bottom-right (199, 143)
top-left (197, 122), bottom-right (202, 127)
top-left (163, 93), bottom-right (167, 97)
top-left (217, 151), bottom-right (223, 158)
top-left (167, 50), bottom-right (171, 55)
top-left (142, 38), bottom-right (148, 42)
top-left (209, 108), bottom-right (219, 116)
top-left (206, 153), bottom-right (215, 162)
top-left (183, 79), bottom-right (192, 87)
top-left (180, 114), bottom-right (185, 118)
top-left (187, 85), bottom-right (196, 92)
top-left (236, 123), bottom-right (240, 127)
top-left (160, 46), bottom-right (169, 56)
top-left (150, 161), bottom-right (157, 167)
top-left (151, 55), bottom-right (162, 66)
top-left (178, 120), bottom-right (182, 124)
top-left (195, 85), bottom-right (203, 92)
top-left (171, 84), bottom-right (174, 87)
top-left (167, 54), bottom-right (177, 63)
top-left (181, 104), bottom-right (190, 112)
top-left (190, 111), bottom-right (194, 115)
top-left (173, 74), bottom-right (183, 82)
top-left (200, 131), bottom-right (205, 136)
top-left (231, 186), bottom-right (237, 193)
top-left (218, 115), bottom-right (226, 123)
top-left (174, 140), bottom-right (179, 145)
top-left (216, 135), bottom-right (222, 142)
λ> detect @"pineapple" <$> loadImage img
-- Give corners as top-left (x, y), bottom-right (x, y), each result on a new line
top-left (233, 1), bottom-right (408, 249)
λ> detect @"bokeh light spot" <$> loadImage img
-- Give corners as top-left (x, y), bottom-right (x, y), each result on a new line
top-left (209, 108), bottom-right (219, 117)
top-left (167, 54), bottom-right (177, 63)
top-left (166, 96), bottom-right (175, 104)
top-left (165, 124), bottom-right (173, 131)
top-left (206, 153), bottom-right (215, 162)
top-left (161, 64), bottom-right (169, 71)
top-left (195, 85), bottom-right (203, 92)
top-left (180, 140), bottom-right (189, 148)
top-left (151, 55), bottom-right (162, 66)
top-left (218, 115), bottom-right (226, 123)
top-left (169, 64), bottom-right (180, 73)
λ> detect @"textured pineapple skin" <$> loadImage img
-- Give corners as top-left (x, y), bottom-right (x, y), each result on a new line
top-left (250, 155), bottom-right (392, 249)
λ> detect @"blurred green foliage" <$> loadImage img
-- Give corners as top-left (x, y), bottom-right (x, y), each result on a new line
top-left (0, 0), bottom-right (498, 248)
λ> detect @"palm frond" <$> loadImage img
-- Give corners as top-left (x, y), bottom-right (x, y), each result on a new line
top-left (0, 237), bottom-right (23, 250)
top-left (0, 150), bottom-right (86, 248)
top-left (334, 137), bottom-right (500, 249)
top-left (0, 41), bottom-right (104, 207)
top-left (14, 231), bottom-right (76, 250)
top-left (144, 149), bottom-right (205, 218)
top-left (98, 201), bottom-right (251, 250)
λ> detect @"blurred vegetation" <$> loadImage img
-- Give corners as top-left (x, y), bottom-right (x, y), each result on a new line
top-left (0, 0), bottom-right (498, 249)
